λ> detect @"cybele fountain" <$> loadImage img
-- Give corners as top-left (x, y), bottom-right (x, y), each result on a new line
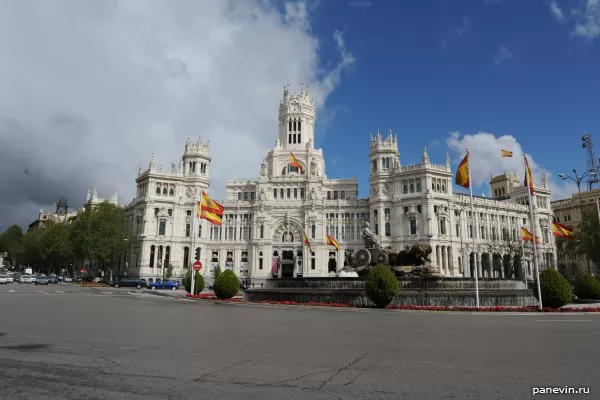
top-left (244, 222), bottom-right (537, 307)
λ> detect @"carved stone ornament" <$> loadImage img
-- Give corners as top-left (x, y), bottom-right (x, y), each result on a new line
top-left (273, 221), bottom-right (302, 243)
top-left (260, 159), bottom-right (268, 177)
top-left (310, 188), bottom-right (317, 200)
top-left (259, 188), bottom-right (266, 201)
top-left (382, 184), bottom-right (391, 195)
top-left (371, 184), bottom-right (379, 196)
top-left (267, 160), bottom-right (273, 175)
top-left (393, 194), bottom-right (400, 202)
top-left (157, 207), bottom-right (169, 218)
top-left (185, 186), bottom-right (194, 198)
top-left (310, 159), bottom-right (317, 176)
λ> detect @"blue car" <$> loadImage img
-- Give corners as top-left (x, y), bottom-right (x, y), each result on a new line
top-left (147, 280), bottom-right (179, 291)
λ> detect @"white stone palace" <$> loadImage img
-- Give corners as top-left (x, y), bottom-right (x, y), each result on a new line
top-left (123, 84), bottom-right (557, 283)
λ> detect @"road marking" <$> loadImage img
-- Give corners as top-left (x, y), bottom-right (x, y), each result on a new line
top-left (101, 292), bottom-right (113, 295)
top-left (536, 320), bottom-right (593, 322)
top-left (36, 290), bottom-right (52, 295)
top-left (9, 290), bottom-right (15, 293)
top-left (56, 290), bottom-right (65, 294)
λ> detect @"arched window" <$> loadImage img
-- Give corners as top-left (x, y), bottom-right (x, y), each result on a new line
top-left (260, 225), bottom-right (264, 239)
top-left (157, 246), bottom-right (163, 267)
top-left (186, 224), bottom-right (191, 237)
top-left (162, 187), bottom-right (167, 195)
top-left (169, 188), bottom-right (174, 196)
top-left (311, 224), bottom-right (316, 239)
top-left (156, 186), bottom-right (161, 194)
top-left (164, 246), bottom-right (170, 268)
top-left (183, 246), bottom-right (189, 269)
top-left (150, 245), bottom-right (156, 268)
top-left (198, 224), bottom-right (202, 238)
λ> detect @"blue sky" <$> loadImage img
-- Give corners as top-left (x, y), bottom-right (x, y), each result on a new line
top-left (303, 0), bottom-right (600, 199)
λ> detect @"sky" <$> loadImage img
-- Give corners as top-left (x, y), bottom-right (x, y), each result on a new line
top-left (0, 0), bottom-right (599, 232)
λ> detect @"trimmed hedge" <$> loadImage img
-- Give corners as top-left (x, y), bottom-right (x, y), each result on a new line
top-left (213, 270), bottom-right (240, 299)
top-left (184, 271), bottom-right (205, 295)
top-left (534, 268), bottom-right (572, 308)
top-left (365, 264), bottom-right (399, 308)
top-left (574, 273), bottom-right (600, 300)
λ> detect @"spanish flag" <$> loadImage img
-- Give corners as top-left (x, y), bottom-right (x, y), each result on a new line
top-left (552, 222), bottom-right (574, 239)
top-left (290, 152), bottom-right (304, 173)
top-left (455, 152), bottom-right (470, 189)
top-left (501, 149), bottom-right (513, 157)
top-left (198, 192), bottom-right (224, 226)
top-left (524, 156), bottom-right (534, 196)
top-left (521, 227), bottom-right (540, 244)
top-left (326, 234), bottom-right (339, 251)
top-left (303, 231), bottom-right (313, 252)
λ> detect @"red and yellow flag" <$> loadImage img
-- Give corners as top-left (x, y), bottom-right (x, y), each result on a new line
top-left (326, 234), bottom-right (339, 251)
top-left (521, 227), bottom-right (540, 244)
top-left (524, 156), bottom-right (534, 196)
top-left (303, 231), bottom-right (313, 252)
top-left (552, 222), bottom-right (574, 239)
top-left (198, 192), bottom-right (224, 226)
top-left (501, 149), bottom-right (513, 157)
top-left (455, 152), bottom-right (470, 189)
top-left (289, 152), bottom-right (304, 173)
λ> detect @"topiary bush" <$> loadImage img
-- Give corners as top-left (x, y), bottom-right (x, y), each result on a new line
top-left (574, 273), bottom-right (600, 300)
top-left (365, 264), bottom-right (399, 308)
top-left (213, 266), bottom-right (222, 281)
top-left (213, 270), bottom-right (240, 299)
top-left (533, 268), bottom-right (572, 308)
top-left (194, 271), bottom-right (205, 295)
top-left (184, 270), bottom-right (192, 293)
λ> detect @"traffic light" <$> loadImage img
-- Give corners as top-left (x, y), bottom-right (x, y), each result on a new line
top-left (195, 248), bottom-right (200, 261)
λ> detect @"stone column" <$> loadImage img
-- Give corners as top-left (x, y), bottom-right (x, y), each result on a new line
top-left (442, 246), bottom-right (447, 274)
top-left (476, 252), bottom-right (482, 278)
top-left (436, 246), bottom-right (441, 269)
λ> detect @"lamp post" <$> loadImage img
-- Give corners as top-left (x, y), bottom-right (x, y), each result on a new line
top-left (558, 169), bottom-right (597, 275)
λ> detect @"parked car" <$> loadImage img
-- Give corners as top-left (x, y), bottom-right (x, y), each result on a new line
top-left (19, 275), bottom-right (32, 284)
top-left (47, 276), bottom-right (59, 284)
top-left (6, 275), bottom-right (14, 283)
top-left (0, 276), bottom-right (8, 284)
top-left (64, 277), bottom-right (73, 283)
top-left (110, 278), bottom-right (147, 289)
top-left (35, 276), bottom-right (50, 285)
top-left (147, 280), bottom-right (179, 291)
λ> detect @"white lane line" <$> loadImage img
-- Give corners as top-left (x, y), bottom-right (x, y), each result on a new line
top-left (9, 290), bottom-right (15, 293)
top-left (56, 290), bottom-right (65, 294)
top-left (536, 320), bottom-right (593, 322)
top-left (36, 290), bottom-right (52, 295)
top-left (101, 292), bottom-right (113, 295)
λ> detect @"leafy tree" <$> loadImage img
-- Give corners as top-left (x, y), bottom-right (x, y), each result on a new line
top-left (20, 229), bottom-right (44, 268)
top-left (0, 224), bottom-right (24, 266)
top-left (194, 272), bottom-right (204, 295)
top-left (71, 202), bottom-right (127, 271)
top-left (563, 206), bottom-right (600, 270)
top-left (165, 264), bottom-right (174, 279)
top-left (40, 221), bottom-right (74, 273)
top-left (213, 270), bottom-right (239, 299)
top-left (533, 268), bottom-right (572, 308)
top-left (573, 274), bottom-right (600, 300)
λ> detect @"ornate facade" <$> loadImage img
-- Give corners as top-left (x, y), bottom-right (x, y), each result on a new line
top-left (123, 84), bottom-right (557, 283)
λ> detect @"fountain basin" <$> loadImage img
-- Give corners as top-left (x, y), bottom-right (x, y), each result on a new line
top-left (244, 277), bottom-right (537, 307)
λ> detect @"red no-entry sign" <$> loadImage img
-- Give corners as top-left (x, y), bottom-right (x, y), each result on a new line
top-left (193, 261), bottom-right (202, 271)
top-left (80, 269), bottom-right (86, 274)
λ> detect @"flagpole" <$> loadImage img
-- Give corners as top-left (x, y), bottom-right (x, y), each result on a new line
top-left (525, 155), bottom-right (542, 309)
top-left (521, 232), bottom-right (527, 286)
top-left (466, 148), bottom-right (480, 308)
top-left (190, 197), bottom-right (198, 295)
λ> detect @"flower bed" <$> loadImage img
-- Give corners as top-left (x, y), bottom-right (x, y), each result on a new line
top-left (253, 300), bottom-right (600, 312)
top-left (185, 293), bottom-right (243, 302)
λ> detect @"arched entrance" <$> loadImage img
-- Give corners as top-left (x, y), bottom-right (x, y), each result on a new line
top-left (328, 257), bottom-right (337, 273)
top-left (272, 217), bottom-right (304, 278)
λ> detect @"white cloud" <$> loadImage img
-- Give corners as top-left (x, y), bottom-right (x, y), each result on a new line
top-left (571, 0), bottom-right (600, 40)
top-left (446, 132), bottom-right (578, 200)
top-left (494, 45), bottom-right (513, 64)
top-left (455, 16), bottom-right (471, 36)
top-left (550, 1), bottom-right (565, 23)
top-left (0, 0), bottom-right (354, 230)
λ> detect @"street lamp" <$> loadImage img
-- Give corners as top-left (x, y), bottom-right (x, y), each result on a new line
top-left (558, 169), bottom-right (596, 275)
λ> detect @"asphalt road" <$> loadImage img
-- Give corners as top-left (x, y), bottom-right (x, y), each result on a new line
top-left (0, 283), bottom-right (598, 399)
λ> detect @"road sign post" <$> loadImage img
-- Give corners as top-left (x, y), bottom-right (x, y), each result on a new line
top-left (193, 261), bottom-right (202, 271)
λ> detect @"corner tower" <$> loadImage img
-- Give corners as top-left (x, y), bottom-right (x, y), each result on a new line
top-left (369, 130), bottom-right (399, 176)
top-left (278, 84), bottom-right (316, 150)
top-left (182, 138), bottom-right (211, 187)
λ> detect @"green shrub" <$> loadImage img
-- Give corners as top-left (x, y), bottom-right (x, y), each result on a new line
top-left (213, 270), bottom-right (240, 299)
top-left (533, 268), bottom-right (572, 308)
top-left (365, 264), bottom-right (399, 308)
top-left (184, 270), bottom-right (192, 293)
top-left (213, 266), bottom-right (222, 281)
top-left (194, 272), bottom-right (205, 295)
top-left (574, 273), bottom-right (600, 300)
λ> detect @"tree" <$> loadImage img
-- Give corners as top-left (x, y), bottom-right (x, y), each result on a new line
top-left (39, 221), bottom-right (74, 274)
top-left (20, 229), bottom-right (44, 268)
top-left (213, 265), bottom-right (222, 280)
top-left (213, 270), bottom-right (239, 299)
top-left (365, 264), bottom-right (399, 308)
top-left (71, 202), bottom-right (127, 272)
top-left (0, 224), bottom-right (24, 266)
top-left (563, 206), bottom-right (600, 269)
top-left (165, 264), bottom-right (174, 279)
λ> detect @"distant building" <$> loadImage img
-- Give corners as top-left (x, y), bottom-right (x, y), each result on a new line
top-left (27, 209), bottom-right (78, 232)
top-left (551, 188), bottom-right (600, 278)
top-left (123, 84), bottom-right (557, 284)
